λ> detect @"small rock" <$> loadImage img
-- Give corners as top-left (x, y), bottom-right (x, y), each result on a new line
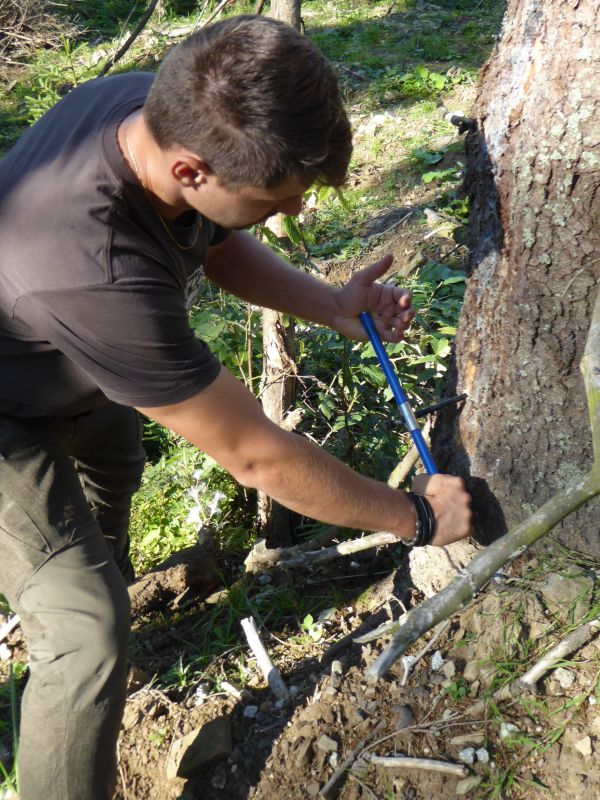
top-left (289, 685), bottom-right (301, 698)
top-left (324, 685), bottom-right (338, 698)
top-left (442, 660), bottom-right (456, 679)
top-left (574, 736), bottom-right (592, 757)
top-left (554, 667), bottom-right (575, 689)
top-left (456, 776), bottom-right (483, 795)
top-left (590, 717), bottom-right (600, 735)
top-left (122, 704), bottom-right (143, 730)
top-left (295, 738), bottom-right (314, 768)
top-left (500, 722), bottom-right (520, 739)
top-left (166, 717), bottom-right (232, 779)
top-left (257, 574), bottom-right (272, 585)
top-left (431, 650), bottom-right (445, 671)
top-left (316, 734), bottom-right (338, 753)
top-left (463, 662), bottom-right (480, 682)
top-left (329, 752), bottom-right (339, 769)
top-left (457, 747), bottom-right (475, 765)
top-left (210, 763), bottom-right (227, 789)
top-left (476, 747), bottom-right (490, 763)
top-left (243, 705), bottom-right (258, 718)
top-left (331, 660), bottom-right (343, 676)
top-left (0, 644), bottom-right (11, 661)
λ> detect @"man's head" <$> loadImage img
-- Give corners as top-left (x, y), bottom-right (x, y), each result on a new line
top-left (143, 14), bottom-right (352, 191)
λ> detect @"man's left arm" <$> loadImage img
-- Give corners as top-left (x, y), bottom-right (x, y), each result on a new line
top-left (205, 230), bottom-right (414, 342)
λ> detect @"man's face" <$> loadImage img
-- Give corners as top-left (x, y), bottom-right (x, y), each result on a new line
top-left (185, 173), bottom-right (308, 230)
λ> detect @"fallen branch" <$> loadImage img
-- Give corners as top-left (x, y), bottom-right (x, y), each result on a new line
top-left (370, 754), bottom-right (467, 777)
top-left (276, 532), bottom-right (399, 569)
top-left (241, 616), bottom-right (289, 701)
top-left (468, 617), bottom-right (600, 716)
top-left (366, 470), bottom-right (600, 680)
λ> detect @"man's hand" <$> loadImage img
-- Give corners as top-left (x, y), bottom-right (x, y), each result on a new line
top-left (411, 473), bottom-right (473, 547)
top-left (332, 254), bottom-right (415, 342)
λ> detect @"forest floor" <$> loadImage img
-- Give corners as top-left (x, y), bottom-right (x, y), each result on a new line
top-left (1, 2), bottom-right (599, 799)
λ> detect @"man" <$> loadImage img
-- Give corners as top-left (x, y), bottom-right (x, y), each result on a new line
top-left (0, 14), bottom-right (472, 800)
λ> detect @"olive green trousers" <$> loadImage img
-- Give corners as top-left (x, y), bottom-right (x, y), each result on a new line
top-left (0, 404), bottom-right (145, 800)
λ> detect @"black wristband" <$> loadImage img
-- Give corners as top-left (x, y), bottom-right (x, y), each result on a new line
top-left (405, 492), bottom-right (436, 547)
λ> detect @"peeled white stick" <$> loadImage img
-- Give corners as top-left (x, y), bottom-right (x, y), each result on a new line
top-left (241, 616), bottom-right (289, 701)
top-left (0, 614), bottom-right (20, 644)
top-left (371, 755), bottom-right (467, 777)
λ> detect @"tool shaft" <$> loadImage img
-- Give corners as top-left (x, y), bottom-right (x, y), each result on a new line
top-left (359, 311), bottom-right (437, 475)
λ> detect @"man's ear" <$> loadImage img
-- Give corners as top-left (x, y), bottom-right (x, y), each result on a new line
top-left (172, 155), bottom-right (210, 188)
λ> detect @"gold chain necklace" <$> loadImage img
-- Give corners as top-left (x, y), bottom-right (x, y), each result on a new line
top-left (125, 127), bottom-right (202, 251)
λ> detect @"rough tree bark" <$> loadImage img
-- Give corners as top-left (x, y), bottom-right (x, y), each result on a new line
top-left (433, 0), bottom-right (600, 555)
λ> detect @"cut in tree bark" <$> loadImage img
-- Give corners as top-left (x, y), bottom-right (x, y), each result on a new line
top-left (432, 0), bottom-right (600, 556)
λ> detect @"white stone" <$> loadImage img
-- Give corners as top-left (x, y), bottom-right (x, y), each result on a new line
top-left (243, 705), bottom-right (258, 718)
top-left (574, 736), bottom-right (592, 757)
top-left (476, 747), bottom-right (490, 763)
top-left (554, 667), bottom-right (575, 689)
top-left (431, 650), bottom-right (445, 671)
top-left (500, 722), bottom-right (520, 739)
top-left (457, 747), bottom-right (475, 765)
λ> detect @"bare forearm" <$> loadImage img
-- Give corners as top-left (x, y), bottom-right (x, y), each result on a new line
top-left (245, 429), bottom-right (417, 539)
top-left (206, 231), bottom-right (341, 327)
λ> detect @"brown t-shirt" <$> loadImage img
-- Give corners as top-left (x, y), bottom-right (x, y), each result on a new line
top-left (0, 73), bottom-right (228, 418)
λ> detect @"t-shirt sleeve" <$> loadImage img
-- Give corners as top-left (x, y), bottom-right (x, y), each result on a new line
top-left (18, 278), bottom-right (221, 408)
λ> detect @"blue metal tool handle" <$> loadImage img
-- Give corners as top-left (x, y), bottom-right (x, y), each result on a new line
top-left (359, 311), bottom-right (438, 475)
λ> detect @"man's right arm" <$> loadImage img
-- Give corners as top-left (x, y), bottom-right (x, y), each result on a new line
top-left (137, 368), bottom-right (472, 546)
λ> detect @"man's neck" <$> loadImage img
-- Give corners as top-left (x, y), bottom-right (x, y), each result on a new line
top-left (118, 110), bottom-right (189, 221)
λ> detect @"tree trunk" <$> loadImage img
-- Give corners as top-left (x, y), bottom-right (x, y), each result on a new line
top-left (256, 0), bottom-right (303, 546)
top-left (433, 0), bottom-right (600, 555)
top-left (268, 0), bottom-right (301, 30)
top-left (257, 308), bottom-right (298, 543)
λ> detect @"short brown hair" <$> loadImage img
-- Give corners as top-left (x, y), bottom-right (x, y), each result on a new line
top-left (144, 15), bottom-right (352, 188)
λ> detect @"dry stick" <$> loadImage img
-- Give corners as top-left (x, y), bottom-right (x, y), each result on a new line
top-left (370, 755), bottom-right (467, 777)
top-left (366, 288), bottom-right (600, 681)
top-left (276, 532), bottom-right (400, 569)
top-left (468, 617), bottom-right (600, 716)
top-left (98, 0), bottom-right (160, 77)
top-left (240, 616), bottom-right (289, 701)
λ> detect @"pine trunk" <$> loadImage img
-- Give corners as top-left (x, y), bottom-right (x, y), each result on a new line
top-left (433, 0), bottom-right (600, 555)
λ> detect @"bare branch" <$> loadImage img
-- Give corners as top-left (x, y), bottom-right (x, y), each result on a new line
top-left (468, 617), bottom-right (600, 716)
top-left (370, 755), bottom-right (467, 777)
top-left (241, 616), bottom-right (289, 701)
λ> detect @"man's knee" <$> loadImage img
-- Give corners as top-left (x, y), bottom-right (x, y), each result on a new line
top-left (18, 533), bottom-right (131, 706)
